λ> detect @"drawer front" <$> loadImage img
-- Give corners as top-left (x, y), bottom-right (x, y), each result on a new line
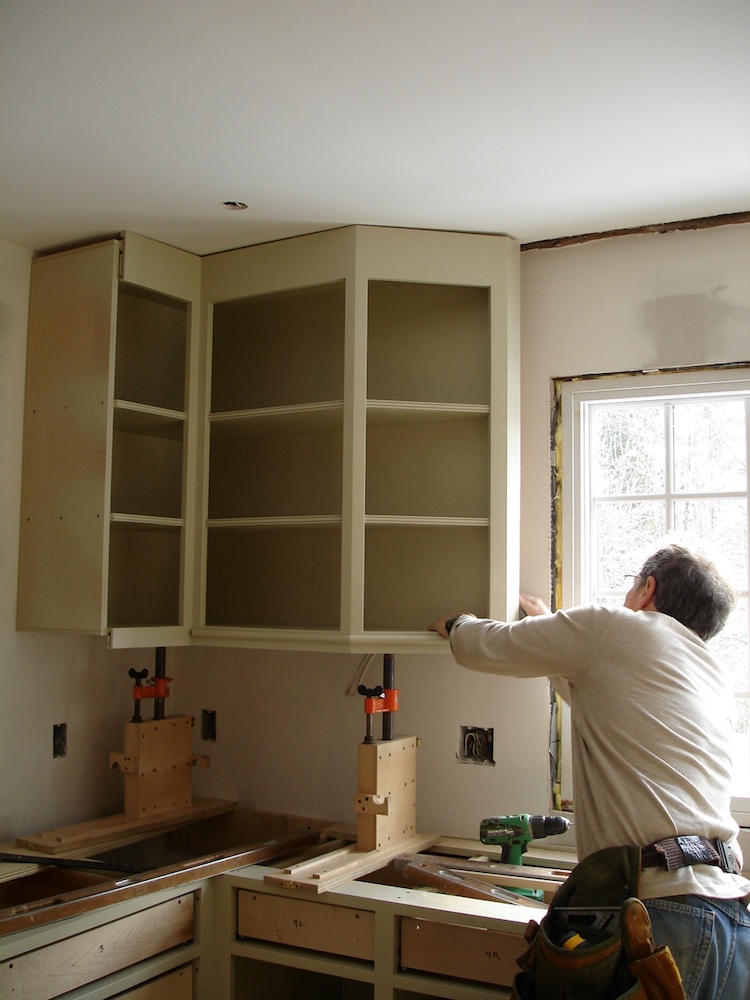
top-left (0, 894), bottom-right (194, 1000)
top-left (119, 963), bottom-right (193, 999)
top-left (400, 916), bottom-right (524, 987)
top-left (237, 890), bottom-right (375, 961)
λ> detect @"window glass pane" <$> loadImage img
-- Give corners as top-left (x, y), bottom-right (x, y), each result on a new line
top-left (672, 497), bottom-right (748, 588)
top-left (732, 698), bottom-right (750, 797)
top-left (592, 404), bottom-right (665, 496)
top-left (710, 598), bottom-right (750, 693)
top-left (673, 400), bottom-right (747, 494)
top-left (594, 499), bottom-right (666, 590)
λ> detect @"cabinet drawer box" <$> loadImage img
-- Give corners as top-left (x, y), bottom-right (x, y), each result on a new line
top-left (400, 916), bottom-right (524, 988)
top-left (237, 890), bottom-right (375, 961)
top-left (0, 894), bottom-right (194, 1000)
top-left (119, 963), bottom-right (193, 999)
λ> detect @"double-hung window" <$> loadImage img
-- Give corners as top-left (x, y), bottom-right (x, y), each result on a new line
top-left (558, 367), bottom-right (750, 823)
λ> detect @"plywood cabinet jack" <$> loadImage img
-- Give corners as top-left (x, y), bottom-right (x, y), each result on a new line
top-left (265, 654), bottom-right (437, 893)
top-left (110, 648), bottom-right (210, 822)
top-left (16, 648), bottom-right (234, 856)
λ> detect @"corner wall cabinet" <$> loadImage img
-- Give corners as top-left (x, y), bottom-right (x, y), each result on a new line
top-left (194, 226), bottom-right (520, 653)
top-left (18, 227), bottom-right (519, 653)
top-left (17, 233), bottom-right (201, 648)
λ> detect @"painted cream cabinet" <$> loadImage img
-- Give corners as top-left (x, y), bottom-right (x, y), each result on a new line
top-left (17, 233), bottom-right (201, 648)
top-left (18, 226), bottom-right (519, 652)
top-left (193, 226), bottom-right (520, 653)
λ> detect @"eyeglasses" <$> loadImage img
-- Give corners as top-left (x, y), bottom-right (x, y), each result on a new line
top-left (624, 574), bottom-right (642, 586)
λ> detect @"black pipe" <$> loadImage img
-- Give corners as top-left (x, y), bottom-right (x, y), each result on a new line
top-left (383, 653), bottom-right (395, 741)
top-left (154, 646), bottom-right (166, 720)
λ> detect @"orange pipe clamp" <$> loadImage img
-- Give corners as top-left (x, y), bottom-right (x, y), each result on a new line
top-left (133, 675), bottom-right (172, 700)
top-left (363, 688), bottom-right (399, 715)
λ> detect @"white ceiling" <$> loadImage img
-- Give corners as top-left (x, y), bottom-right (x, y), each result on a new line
top-left (1, 0), bottom-right (749, 257)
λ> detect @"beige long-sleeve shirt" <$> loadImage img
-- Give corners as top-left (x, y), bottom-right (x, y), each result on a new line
top-left (450, 605), bottom-right (750, 900)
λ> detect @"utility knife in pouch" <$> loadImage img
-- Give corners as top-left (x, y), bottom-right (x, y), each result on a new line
top-left (510, 845), bottom-right (685, 1000)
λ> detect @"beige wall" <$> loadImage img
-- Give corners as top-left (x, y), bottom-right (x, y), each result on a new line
top-left (1, 223), bottom-right (748, 843)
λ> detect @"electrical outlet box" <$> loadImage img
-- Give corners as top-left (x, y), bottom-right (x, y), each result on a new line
top-left (53, 722), bottom-right (67, 758)
top-left (201, 709), bottom-right (217, 741)
top-left (457, 725), bottom-right (494, 765)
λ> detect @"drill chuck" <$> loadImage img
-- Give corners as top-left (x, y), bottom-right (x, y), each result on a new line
top-left (528, 814), bottom-right (571, 839)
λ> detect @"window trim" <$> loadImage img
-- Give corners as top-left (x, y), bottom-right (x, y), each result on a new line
top-left (555, 365), bottom-right (750, 826)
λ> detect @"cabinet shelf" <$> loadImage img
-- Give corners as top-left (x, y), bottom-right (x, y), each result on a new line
top-left (210, 401), bottom-right (344, 435)
top-left (208, 515), bottom-right (341, 528)
top-left (114, 399), bottom-right (187, 426)
top-left (366, 400), bottom-right (489, 425)
top-left (365, 515), bottom-right (487, 527)
top-left (111, 513), bottom-right (185, 528)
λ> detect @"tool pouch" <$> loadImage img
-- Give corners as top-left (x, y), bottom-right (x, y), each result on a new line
top-left (510, 846), bottom-right (685, 1000)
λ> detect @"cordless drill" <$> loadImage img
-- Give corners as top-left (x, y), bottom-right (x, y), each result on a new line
top-left (480, 813), bottom-right (571, 864)
top-left (479, 813), bottom-right (571, 900)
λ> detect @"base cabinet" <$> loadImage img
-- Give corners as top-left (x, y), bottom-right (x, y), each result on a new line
top-left (0, 865), bottom-right (530, 1000)
top-left (0, 891), bottom-right (199, 1000)
top-left (221, 867), bottom-right (529, 1000)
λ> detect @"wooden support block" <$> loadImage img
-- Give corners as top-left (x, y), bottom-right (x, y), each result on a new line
top-left (110, 716), bottom-right (198, 820)
top-left (356, 736), bottom-right (417, 852)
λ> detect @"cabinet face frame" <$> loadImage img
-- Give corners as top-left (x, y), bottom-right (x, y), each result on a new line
top-left (195, 226), bottom-right (520, 653)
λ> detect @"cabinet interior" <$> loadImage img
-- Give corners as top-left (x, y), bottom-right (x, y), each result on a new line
top-left (367, 280), bottom-right (489, 404)
top-left (204, 272), bottom-right (495, 637)
top-left (116, 283), bottom-right (188, 410)
top-left (110, 281), bottom-right (190, 630)
top-left (210, 281), bottom-right (345, 411)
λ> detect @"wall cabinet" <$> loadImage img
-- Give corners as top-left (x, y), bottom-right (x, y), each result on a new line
top-left (18, 226), bottom-right (519, 653)
top-left (194, 226), bottom-right (520, 653)
top-left (17, 233), bottom-right (200, 648)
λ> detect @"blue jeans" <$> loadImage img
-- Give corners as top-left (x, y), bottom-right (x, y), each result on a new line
top-left (645, 895), bottom-right (750, 999)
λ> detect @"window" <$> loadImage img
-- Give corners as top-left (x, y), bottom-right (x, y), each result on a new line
top-left (558, 368), bottom-right (750, 822)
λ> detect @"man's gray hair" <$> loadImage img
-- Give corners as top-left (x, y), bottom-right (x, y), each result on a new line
top-left (638, 543), bottom-right (736, 641)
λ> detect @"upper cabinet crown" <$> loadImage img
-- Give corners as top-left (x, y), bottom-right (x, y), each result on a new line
top-left (18, 226), bottom-right (519, 653)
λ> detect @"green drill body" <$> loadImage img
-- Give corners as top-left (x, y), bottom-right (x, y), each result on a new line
top-left (479, 813), bottom-right (571, 899)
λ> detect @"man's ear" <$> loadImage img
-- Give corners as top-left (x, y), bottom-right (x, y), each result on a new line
top-left (637, 575), bottom-right (658, 611)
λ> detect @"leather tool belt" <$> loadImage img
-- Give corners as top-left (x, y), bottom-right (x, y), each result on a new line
top-left (641, 835), bottom-right (740, 874)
